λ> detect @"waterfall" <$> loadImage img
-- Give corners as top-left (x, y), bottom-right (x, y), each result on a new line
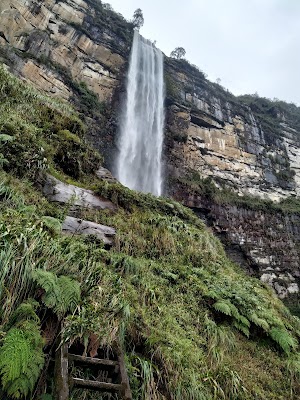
top-left (117, 30), bottom-right (164, 196)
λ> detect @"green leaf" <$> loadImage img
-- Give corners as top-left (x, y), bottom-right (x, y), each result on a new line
top-left (249, 313), bottom-right (270, 332)
top-left (213, 301), bottom-right (232, 316)
top-left (0, 321), bottom-right (44, 398)
top-left (269, 327), bottom-right (297, 354)
top-left (233, 320), bottom-right (250, 338)
top-left (0, 134), bottom-right (14, 142)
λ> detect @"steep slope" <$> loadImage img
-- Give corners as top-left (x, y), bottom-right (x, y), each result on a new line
top-left (1, 65), bottom-right (300, 400)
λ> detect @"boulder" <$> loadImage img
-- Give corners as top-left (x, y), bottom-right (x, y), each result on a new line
top-left (95, 166), bottom-right (117, 183)
top-left (43, 175), bottom-right (115, 210)
top-left (62, 216), bottom-right (115, 245)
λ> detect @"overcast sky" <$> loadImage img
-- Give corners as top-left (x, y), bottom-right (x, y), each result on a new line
top-left (107, 0), bottom-right (300, 105)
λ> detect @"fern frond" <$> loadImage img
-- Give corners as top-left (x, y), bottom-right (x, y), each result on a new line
top-left (213, 301), bottom-right (232, 316)
top-left (0, 321), bottom-right (44, 399)
top-left (32, 270), bottom-right (80, 317)
top-left (8, 299), bottom-right (40, 328)
top-left (32, 270), bottom-right (59, 309)
top-left (269, 327), bottom-right (297, 354)
top-left (248, 313), bottom-right (270, 332)
top-left (260, 311), bottom-right (285, 329)
top-left (227, 302), bottom-right (240, 320)
top-left (235, 314), bottom-right (250, 328)
top-left (205, 290), bottom-right (219, 300)
top-left (56, 275), bottom-right (81, 315)
top-left (233, 320), bottom-right (250, 338)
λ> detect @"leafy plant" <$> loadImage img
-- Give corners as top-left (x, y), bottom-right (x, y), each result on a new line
top-left (0, 320), bottom-right (44, 399)
top-left (32, 270), bottom-right (81, 317)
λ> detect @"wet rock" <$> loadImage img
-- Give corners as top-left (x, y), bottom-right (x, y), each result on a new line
top-left (62, 216), bottom-right (115, 245)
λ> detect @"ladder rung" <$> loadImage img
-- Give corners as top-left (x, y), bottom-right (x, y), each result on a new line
top-left (68, 354), bottom-right (119, 367)
top-left (72, 377), bottom-right (123, 391)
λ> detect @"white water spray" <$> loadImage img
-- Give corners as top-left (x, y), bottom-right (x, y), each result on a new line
top-left (117, 30), bottom-right (164, 196)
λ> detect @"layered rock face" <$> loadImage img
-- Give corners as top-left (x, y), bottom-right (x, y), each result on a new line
top-left (0, 0), bottom-right (131, 102)
top-left (173, 190), bottom-right (300, 302)
top-left (0, 0), bottom-right (132, 162)
top-left (164, 59), bottom-right (300, 202)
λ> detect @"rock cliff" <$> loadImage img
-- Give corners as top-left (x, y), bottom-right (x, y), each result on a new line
top-left (0, 0), bottom-right (131, 101)
top-left (164, 58), bottom-right (300, 201)
top-left (1, 0), bottom-right (300, 306)
top-left (0, 0), bottom-right (132, 160)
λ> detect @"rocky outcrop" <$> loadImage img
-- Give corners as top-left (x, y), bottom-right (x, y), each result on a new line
top-left (43, 174), bottom-right (115, 210)
top-left (164, 59), bottom-right (300, 202)
top-left (0, 0), bottom-right (131, 102)
top-left (95, 166), bottom-right (117, 183)
top-left (62, 216), bottom-right (115, 245)
top-left (163, 60), bottom-right (300, 303)
top-left (173, 188), bottom-right (300, 301)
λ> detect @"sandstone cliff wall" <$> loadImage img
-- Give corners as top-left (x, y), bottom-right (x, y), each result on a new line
top-left (0, 0), bottom-right (131, 101)
top-left (164, 59), bottom-right (300, 202)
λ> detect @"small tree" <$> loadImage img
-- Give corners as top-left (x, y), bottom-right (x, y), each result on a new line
top-left (170, 47), bottom-right (186, 60)
top-left (132, 8), bottom-right (144, 30)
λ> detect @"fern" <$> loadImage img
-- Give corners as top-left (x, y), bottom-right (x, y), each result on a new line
top-left (235, 314), bottom-right (250, 328)
top-left (32, 270), bottom-right (59, 310)
top-left (233, 320), bottom-right (250, 338)
top-left (269, 327), bottom-right (298, 354)
top-left (0, 320), bottom-right (44, 399)
top-left (8, 299), bottom-right (40, 328)
top-left (213, 301), bottom-right (232, 316)
top-left (32, 270), bottom-right (80, 317)
top-left (56, 275), bottom-right (81, 315)
top-left (248, 313), bottom-right (270, 332)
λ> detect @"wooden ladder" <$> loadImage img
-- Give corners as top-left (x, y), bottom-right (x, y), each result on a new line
top-left (55, 341), bottom-right (132, 400)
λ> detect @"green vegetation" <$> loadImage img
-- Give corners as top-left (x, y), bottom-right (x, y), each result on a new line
top-left (0, 64), bottom-right (101, 180)
top-left (164, 72), bottom-right (182, 102)
top-left (176, 171), bottom-right (300, 215)
top-left (81, 0), bottom-right (133, 43)
top-left (238, 94), bottom-right (300, 143)
top-left (2, 64), bottom-right (300, 399)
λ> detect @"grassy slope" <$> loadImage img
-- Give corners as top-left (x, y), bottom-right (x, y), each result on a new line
top-left (1, 67), bottom-right (300, 400)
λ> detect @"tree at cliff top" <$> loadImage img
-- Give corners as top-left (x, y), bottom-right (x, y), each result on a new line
top-left (170, 46), bottom-right (186, 59)
top-left (132, 8), bottom-right (144, 30)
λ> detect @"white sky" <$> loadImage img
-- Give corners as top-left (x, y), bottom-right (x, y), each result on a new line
top-left (106, 0), bottom-right (300, 105)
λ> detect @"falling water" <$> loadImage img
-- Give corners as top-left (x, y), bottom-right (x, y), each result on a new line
top-left (117, 30), bottom-right (164, 196)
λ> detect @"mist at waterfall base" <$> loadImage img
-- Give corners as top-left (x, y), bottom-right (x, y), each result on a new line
top-left (117, 30), bottom-right (164, 197)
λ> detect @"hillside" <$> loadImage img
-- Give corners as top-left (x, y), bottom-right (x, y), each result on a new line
top-left (1, 58), bottom-right (300, 399)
